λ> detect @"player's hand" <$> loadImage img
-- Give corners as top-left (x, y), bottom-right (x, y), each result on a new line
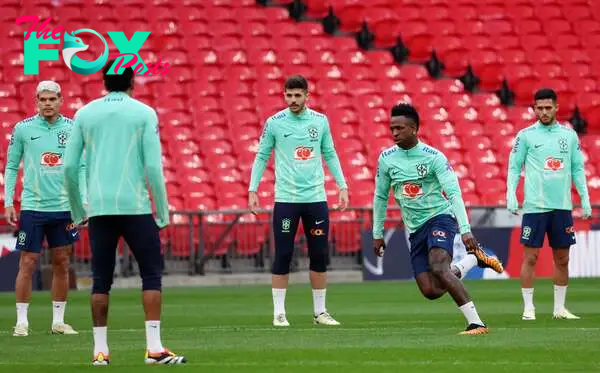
top-left (373, 238), bottom-right (385, 257)
top-left (248, 191), bottom-right (259, 216)
top-left (461, 232), bottom-right (480, 253)
top-left (507, 196), bottom-right (519, 215)
top-left (582, 205), bottom-right (592, 220)
top-left (154, 217), bottom-right (169, 230)
top-left (4, 206), bottom-right (18, 226)
top-left (339, 188), bottom-right (349, 211)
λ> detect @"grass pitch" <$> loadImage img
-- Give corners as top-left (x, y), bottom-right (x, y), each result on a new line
top-left (1, 278), bottom-right (598, 372)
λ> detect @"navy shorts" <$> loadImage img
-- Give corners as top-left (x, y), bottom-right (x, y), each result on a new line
top-left (408, 214), bottom-right (457, 276)
top-left (16, 210), bottom-right (79, 253)
top-left (520, 210), bottom-right (576, 248)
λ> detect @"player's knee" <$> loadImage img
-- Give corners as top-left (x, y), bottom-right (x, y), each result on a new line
top-left (554, 253), bottom-right (569, 268)
top-left (272, 247), bottom-right (294, 275)
top-left (92, 274), bottom-right (113, 294)
top-left (19, 254), bottom-right (38, 275)
top-left (140, 266), bottom-right (162, 291)
top-left (523, 252), bottom-right (539, 267)
top-left (419, 285), bottom-right (443, 300)
top-left (92, 264), bottom-right (115, 294)
top-left (52, 250), bottom-right (70, 275)
top-left (308, 247), bottom-right (328, 273)
top-left (423, 290), bottom-right (443, 300)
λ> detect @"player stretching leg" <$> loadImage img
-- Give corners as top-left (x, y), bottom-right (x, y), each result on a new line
top-left (507, 88), bottom-right (591, 321)
top-left (64, 61), bottom-right (186, 365)
top-left (372, 103), bottom-right (504, 335)
top-left (248, 75), bottom-right (349, 327)
top-left (4, 81), bottom-right (85, 337)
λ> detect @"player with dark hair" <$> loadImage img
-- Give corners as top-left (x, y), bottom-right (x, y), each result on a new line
top-left (64, 60), bottom-right (186, 365)
top-left (372, 103), bottom-right (504, 335)
top-left (4, 80), bottom-right (85, 337)
top-left (248, 74), bottom-right (349, 327)
top-left (507, 88), bottom-right (591, 321)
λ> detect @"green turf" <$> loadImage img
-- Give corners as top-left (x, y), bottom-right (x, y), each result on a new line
top-left (1, 278), bottom-right (599, 372)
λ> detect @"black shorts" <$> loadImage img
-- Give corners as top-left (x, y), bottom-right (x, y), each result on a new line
top-left (89, 214), bottom-right (163, 280)
top-left (273, 201), bottom-right (329, 254)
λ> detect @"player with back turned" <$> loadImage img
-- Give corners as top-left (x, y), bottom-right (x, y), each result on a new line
top-left (507, 88), bottom-right (591, 321)
top-left (63, 61), bottom-right (186, 365)
top-left (372, 103), bottom-right (504, 335)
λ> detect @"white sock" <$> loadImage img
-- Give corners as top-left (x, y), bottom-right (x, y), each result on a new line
top-left (16, 303), bottom-right (29, 326)
top-left (554, 285), bottom-right (567, 314)
top-left (459, 301), bottom-right (484, 326)
top-left (93, 326), bottom-right (109, 355)
top-left (312, 289), bottom-right (327, 316)
top-left (52, 301), bottom-right (66, 325)
top-left (452, 254), bottom-right (478, 279)
top-left (522, 288), bottom-right (535, 310)
top-left (272, 288), bottom-right (286, 317)
top-left (145, 320), bottom-right (164, 353)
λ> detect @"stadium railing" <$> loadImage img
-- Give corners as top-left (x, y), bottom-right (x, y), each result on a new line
top-left (14, 205), bottom-right (596, 278)
top-left (30, 205), bottom-right (550, 278)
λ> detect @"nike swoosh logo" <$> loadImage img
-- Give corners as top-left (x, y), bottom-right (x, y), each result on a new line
top-left (31, 136), bottom-right (41, 140)
top-left (316, 220), bottom-right (324, 225)
top-left (284, 133), bottom-right (292, 137)
top-left (534, 144), bottom-right (542, 148)
top-left (437, 239), bottom-right (445, 242)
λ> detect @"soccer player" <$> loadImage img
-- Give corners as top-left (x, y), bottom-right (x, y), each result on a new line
top-left (4, 81), bottom-right (85, 337)
top-left (248, 75), bottom-right (349, 327)
top-left (372, 103), bottom-right (504, 335)
top-left (507, 88), bottom-right (591, 321)
top-left (63, 62), bottom-right (186, 365)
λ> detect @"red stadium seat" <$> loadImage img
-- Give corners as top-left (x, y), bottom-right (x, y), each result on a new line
top-left (2, 0), bottom-right (600, 258)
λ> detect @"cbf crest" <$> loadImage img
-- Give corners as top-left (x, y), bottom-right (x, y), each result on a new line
top-left (308, 126), bottom-right (318, 141)
top-left (281, 218), bottom-right (291, 233)
top-left (57, 131), bottom-right (69, 147)
top-left (18, 231), bottom-right (26, 245)
top-left (559, 138), bottom-right (568, 153)
top-left (416, 163), bottom-right (428, 178)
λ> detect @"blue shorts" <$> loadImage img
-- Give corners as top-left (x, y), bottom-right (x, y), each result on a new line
top-left (520, 210), bottom-right (576, 248)
top-left (408, 214), bottom-right (457, 276)
top-left (16, 210), bottom-right (79, 253)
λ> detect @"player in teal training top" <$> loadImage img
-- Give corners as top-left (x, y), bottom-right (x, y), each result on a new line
top-left (4, 81), bottom-right (85, 337)
top-left (63, 62), bottom-right (186, 365)
top-left (248, 75), bottom-right (349, 327)
top-left (507, 88), bottom-right (591, 321)
top-left (372, 103), bottom-right (504, 335)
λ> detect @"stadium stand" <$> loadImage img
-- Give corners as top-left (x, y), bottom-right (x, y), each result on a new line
top-left (1, 0), bottom-right (599, 267)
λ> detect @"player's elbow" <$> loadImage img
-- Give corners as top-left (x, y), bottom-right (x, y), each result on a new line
top-left (256, 152), bottom-right (271, 162)
top-left (145, 164), bottom-right (164, 178)
top-left (374, 193), bottom-right (387, 202)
